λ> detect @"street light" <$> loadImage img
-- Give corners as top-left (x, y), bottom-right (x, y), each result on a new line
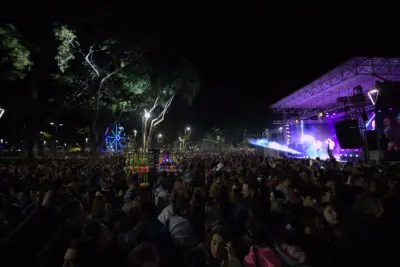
top-left (186, 126), bottom-right (191, 131)
top-left (142, 110), bottom-right (152, 152)
top-left (157, 133), bottom-right (162, 143)
top-left (49, 122), bottom-right (63, 156)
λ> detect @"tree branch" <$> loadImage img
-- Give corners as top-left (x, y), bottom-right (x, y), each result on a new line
top-left (85, 46), bottom-right (100, 77)
top-left (153, 94), bottom-right (174, 128)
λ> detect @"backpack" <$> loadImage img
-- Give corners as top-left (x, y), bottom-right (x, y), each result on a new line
top-left (244, 246), bottom-right (282, 267)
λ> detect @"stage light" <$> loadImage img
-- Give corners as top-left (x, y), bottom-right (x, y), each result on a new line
top-left (318, 112), bottom-right (323, 117)
top-left (366, 113), bottom-right (376, 127)
top-left (367, 89), bottom-right (379, 105)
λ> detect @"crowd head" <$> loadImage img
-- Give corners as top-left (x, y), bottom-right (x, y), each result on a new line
top-left (0, 153), bottom-right (399, 267)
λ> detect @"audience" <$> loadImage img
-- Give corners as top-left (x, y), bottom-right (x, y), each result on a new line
top-left (0, 153), bottom-right (399, 267)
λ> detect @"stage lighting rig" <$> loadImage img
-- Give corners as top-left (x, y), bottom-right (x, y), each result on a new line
top-left (337, 85), bottom-right (366, 107)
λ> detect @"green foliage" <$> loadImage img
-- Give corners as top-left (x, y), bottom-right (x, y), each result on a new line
top-left (0, 24), bottom-right (33, 79)
top-left (121, 74), bottom-right (151, 95)
top-left (54, 25), bottom-right (77, 73)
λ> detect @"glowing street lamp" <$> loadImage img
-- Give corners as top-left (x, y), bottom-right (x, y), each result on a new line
top-left (49, 122), bottom-right (63, 156)
top-left (184, 126), bottom-right (191, 136)
top-left (157, 133), bottom-right (163, 143)
top-left (142, 110), bottom-right (152, 152)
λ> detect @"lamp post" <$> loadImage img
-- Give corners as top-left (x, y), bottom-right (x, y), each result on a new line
top-left (183, 126), bottom-right (191, 152)
top-left (142, 110), bottom-right (151, 152)
top-left (184, 126), bottom-right (191, 135)
top-left (157, 133), bottom-right (162, 144)
top-left (49, 122), bottom-right (63, 156)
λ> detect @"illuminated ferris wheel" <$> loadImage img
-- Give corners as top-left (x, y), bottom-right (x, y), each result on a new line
top-left (104, 123), bottom-right (127, 153)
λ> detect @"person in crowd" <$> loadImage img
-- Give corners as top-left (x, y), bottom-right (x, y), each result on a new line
top-left (0, 153), bottom-right (399, 267)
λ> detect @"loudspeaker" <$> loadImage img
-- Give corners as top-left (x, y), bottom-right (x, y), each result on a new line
top-left (375, 81), bottom-right (400, 108)
top-left (366, 130), bottom-right (379, 150)
top-left (334, 120), bottom-right (363, 149)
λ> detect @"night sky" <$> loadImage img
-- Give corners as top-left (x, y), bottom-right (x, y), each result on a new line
top-left (2, 1), bottom-right (399, 141)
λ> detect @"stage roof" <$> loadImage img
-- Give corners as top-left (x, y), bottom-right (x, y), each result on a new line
top-left (271, 57), bottom-right (400, 113)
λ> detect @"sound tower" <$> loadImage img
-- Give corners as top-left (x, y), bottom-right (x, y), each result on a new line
top-left (334, 120), bottom-right (364, 149)
top-left (375, 82), bottom-right (400, 161)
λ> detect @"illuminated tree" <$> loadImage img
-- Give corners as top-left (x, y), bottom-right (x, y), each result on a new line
top-left (53, 25), bottom-right (150, 155)
top-left (139, 59), bottom-right (199, 151)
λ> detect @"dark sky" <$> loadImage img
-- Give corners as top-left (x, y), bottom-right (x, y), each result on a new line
top-left (2, 0), bottom-right (399, 141)
top-left (159, 1), bottom-right (400, 140)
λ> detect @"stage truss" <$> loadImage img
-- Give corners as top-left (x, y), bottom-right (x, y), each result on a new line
top-left (271, 57), bottom-right (400, 117)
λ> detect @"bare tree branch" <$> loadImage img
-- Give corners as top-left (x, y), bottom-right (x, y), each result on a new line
top-left (84, 46), bottom-right (100, 77)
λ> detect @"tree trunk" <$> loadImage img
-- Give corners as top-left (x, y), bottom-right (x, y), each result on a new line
top-left (26, 69), bottom-right (39, 159)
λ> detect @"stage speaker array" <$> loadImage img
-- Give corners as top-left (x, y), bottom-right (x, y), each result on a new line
top-left (334, 120), bottom-right (363, 149)
top-left (375, 81), bottom-right (400, 108)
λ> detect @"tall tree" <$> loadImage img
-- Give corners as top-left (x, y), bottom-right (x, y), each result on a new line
top-left (139, 58), bottom-right (200, 151)
top-left (0, 20), bottom-right (55, 158)
top-left (53, 25), bottom-right (151, 155)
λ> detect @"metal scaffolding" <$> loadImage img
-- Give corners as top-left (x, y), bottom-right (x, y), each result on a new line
top-left (271, 57), bottom-right (400, 115)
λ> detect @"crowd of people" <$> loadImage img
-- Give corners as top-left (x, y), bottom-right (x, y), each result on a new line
top-left (0, 153), bottom-right (399, 267)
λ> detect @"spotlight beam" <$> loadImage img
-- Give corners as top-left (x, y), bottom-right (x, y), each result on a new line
top-left (249, 138), bottom-right (301, 154)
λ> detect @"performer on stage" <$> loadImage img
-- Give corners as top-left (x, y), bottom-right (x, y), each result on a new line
top-left (326, 138), bottom-right (335, 159)
top-left (315, 140), bottom-right (322, 157)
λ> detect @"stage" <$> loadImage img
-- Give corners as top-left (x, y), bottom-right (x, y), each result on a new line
top-left (267, 57), bottom-right (400, 160)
